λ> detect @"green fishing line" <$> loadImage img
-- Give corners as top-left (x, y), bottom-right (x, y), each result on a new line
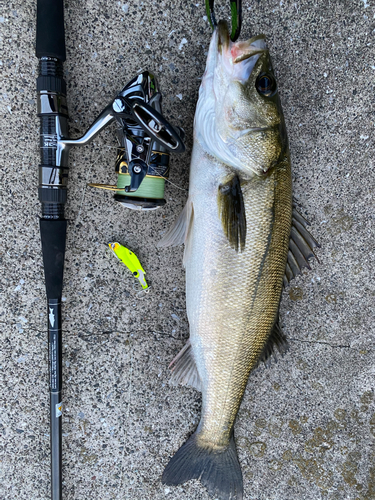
top-left (116, 174), bottom-right (165, 199)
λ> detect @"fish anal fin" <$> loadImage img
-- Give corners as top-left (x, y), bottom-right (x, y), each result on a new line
top-left (258, 318), bottom-right (288, 367)
top-left (158, 200), bottom-right (193, 248)
top-left (285, 207), bottom-right (320, 285)
top-left (169, 339), bottom-right (202, 392)
top-left (218, 175), bottom-right (246, 252)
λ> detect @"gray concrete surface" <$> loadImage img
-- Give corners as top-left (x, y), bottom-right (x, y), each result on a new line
top-left (1, 0), bottom-right (375, 499)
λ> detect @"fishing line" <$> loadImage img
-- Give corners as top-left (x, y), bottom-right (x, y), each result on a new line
top-left (89, 144), bottom-right (188, 195)
top-left (115, 148), bottom-right (186, 192)
top-left (161, 176), bottom-right (188, 192)
top-left (116, 173), bottom-right (166, 200)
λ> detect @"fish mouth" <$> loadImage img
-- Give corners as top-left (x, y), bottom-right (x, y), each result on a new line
top-left (233, 38), bottom-right (268, 63)
top-left (195, 22), bottom-right (273, 170)
top-left (217, 20), bottom-right (231, 52)
top-left (217, 20), bottom-right (268, 65)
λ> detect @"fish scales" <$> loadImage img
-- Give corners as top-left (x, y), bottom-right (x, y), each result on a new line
top-left (160, 20), bottom-right (301, 500)
top-left (188, 144), bottom-right (292, 448)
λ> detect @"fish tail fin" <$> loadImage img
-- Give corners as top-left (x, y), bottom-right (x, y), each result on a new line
top-left (162, 431), bottom-right (243, 500)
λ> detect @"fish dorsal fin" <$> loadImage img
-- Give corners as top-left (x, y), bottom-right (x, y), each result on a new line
top-left (157, 200), bottom-right (194, 248)
top-left (169, 339), bottom-right (202, 392)
top-left (258, 318), bottom-right (289, 367)
top-left (284, 207), bottom-right (320, 285)
top-left (218, 175), bottom-right (246, 252)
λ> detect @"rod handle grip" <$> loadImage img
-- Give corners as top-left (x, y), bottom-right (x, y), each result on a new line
top-left (36, 0), bottom-right (66, 61)
top-left (40, 220), bottom-right (67, 299)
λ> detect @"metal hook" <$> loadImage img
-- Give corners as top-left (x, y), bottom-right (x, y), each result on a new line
top-left (205, 0), bottom-right (242, 42)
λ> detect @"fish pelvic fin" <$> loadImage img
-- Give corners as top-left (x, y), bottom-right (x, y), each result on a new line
top-left (162, 431), bottom-right (243, 500)
top-left (218, 175), bottom-right (246, 253)
top-left (157, 199), bottom-right (194, 248)
top-left (284, 207), bottom-right (320, 286)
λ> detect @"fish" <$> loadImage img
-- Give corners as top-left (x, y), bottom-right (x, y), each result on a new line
top-left (158, 20), bottom-right (319, 500)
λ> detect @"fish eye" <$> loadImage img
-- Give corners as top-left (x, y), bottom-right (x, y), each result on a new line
top-left (255, 73), bottom-right (277, 97)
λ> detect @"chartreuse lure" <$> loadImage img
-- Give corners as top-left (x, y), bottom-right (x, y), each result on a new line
top-left (109, 242), bottom-right (149, 292)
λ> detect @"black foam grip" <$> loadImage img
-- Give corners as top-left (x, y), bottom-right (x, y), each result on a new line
top-left (40, 219), bottom-right (67, 299)
top-left (36, 0), bottom-right (66, 61)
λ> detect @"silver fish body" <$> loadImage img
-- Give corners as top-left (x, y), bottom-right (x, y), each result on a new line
top-left (186, 139), bottom-right (291, 449)
top-left (160, 21), bottom-right (316, 500)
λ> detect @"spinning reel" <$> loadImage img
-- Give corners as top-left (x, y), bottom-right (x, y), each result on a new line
top-left (46, 71), bottom-right (185, 211)
top-left (89, 71), bottom-right (185, 210)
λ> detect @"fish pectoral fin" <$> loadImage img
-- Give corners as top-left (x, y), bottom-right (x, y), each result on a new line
top-left (157, 199), bottom-right (194, 248)
top-left (257, 317), bottom-right (289, 368)
top-left (284, 207), bottom-right (320, 286)
top-left (169, 339), bottom-right (202, 392)
top-left (218, 175), bottom-right (246, 252)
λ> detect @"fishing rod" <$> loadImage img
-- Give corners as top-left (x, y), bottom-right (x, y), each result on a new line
top-left (36, 1), bottom-right (67, 498)
top-left (36, 1), bottom-right (185, 498)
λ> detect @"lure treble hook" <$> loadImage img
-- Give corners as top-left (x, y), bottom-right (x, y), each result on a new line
top-left (205, 0), bottom-right (242, 42)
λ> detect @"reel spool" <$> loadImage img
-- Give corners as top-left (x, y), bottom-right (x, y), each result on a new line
top-left (114, 148), bottom-right (170, 210)
top-left (89, 71), bottom-right (185, 210)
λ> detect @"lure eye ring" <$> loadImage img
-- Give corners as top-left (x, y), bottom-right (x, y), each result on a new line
top-left (255, 73), bottom-right (277, 97)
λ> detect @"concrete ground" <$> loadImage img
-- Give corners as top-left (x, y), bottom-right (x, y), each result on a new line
top-left (1, 0), bottom-right (375, 499)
